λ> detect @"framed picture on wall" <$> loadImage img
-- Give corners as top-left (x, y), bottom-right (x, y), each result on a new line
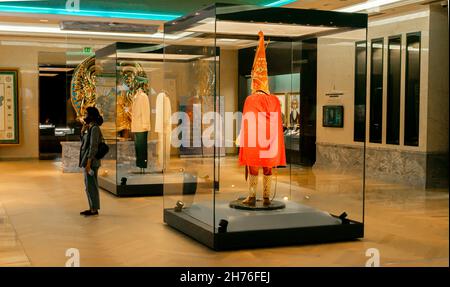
top-left (289, 93), bottom-right (300, 128)
top-left (0, 69), bottom-right (19, 145)
top-left (323, 105), bottom-right (344, 128)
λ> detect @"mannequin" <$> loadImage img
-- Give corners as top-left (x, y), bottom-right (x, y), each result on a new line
top-left (238, 31), bottom-right (286, 206)
top-left (131, 76), bottom-right (151, 173)
top-left (155, 91), bottom-right (172, 171)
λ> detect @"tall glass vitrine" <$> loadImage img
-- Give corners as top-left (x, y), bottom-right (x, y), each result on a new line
top-left (94, 42), bottom-right (171, 196)
top-left (163, 4), bottom-right (368, 250)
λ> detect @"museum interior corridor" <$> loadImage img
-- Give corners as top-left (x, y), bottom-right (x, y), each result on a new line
top-left (0, 0), bottom-right (448, 270)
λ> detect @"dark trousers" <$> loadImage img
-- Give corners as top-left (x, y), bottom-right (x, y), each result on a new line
top-left (83, 166), bottom-right (100, 210)
top-left (134, 131), bottom-right (148, 168)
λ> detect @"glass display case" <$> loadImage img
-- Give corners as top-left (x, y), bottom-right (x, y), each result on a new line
top-left (163, 4), bottom-right (367, 250)
top-left (95, 42), bottom-right (169, 196)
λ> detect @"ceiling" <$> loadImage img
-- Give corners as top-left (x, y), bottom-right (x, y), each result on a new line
top-left (0, 0), bottom-right (283, 17)
top-left (0, 0), bottom-right (442, 57)
top-left (287, 0), bottom-right (366, 10)
top-left (0, 0), bottom-right (440, 21)
top-left (286, 0), bottom-right (441, 18)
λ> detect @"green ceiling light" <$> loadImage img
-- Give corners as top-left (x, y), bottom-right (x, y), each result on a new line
top-left (0, 4), bottom-right (181, 21)
top-left (0, 1), bottom-right (295, 20)
top-left (263, 0), bottom-right (296, 7)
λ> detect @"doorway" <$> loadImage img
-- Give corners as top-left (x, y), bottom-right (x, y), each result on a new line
top-left (38, 52), bottom-right (81, 160)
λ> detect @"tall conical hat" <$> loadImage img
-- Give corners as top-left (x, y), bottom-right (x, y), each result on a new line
top-left (251, 31), bottom-right (270, 94)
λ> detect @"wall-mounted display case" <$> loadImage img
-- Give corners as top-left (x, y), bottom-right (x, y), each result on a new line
top-left (323, 105), bottom-right (344, 127)
top-left (162, 3), bottom-right (368, 250)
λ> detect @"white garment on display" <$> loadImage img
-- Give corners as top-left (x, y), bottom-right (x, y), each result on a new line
top-left (155, 92), bottom-right (172, 133)
top-left (155, 92), bottom-right (172, 170)
top-left (131, 89), bottom-right (151, 133)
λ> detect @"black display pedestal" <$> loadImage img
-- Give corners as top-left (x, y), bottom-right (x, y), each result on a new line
top-left (99, 177), bottom-right (163, 197)
top-left (99, 172), bottom-right (199, 197)
top-left (164, 206), bottom-right (364, 251)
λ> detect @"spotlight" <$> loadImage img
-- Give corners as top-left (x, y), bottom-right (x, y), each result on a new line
top-left (283, 196), bottom-right (289, 201)
top-left (218, 219), bottom-right (228, 233)
top-left (120, 177), bottom-right (127, 186)
top-left (174, 200), bottom-right (184, 212)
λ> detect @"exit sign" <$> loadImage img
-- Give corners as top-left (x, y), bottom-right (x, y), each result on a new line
top-left (83, 47), bottom-right (93, 54)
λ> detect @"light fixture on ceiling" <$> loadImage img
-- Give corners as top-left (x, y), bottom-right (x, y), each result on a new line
top-left (39, 73), bottom-right (58, 77)
top-left (116, 52), bottom-right (202, 61)
top-left (39, 67), bottom-right (74, 72)
top-left (0, 4), bottom-right (180, 21)
top-left (217, 38), bottom-right (238, 42)
top-left (0, 22), bottom-right (193, 40)
top-left (60, 21), bottom-right (159, 34)
top-left (66, 60), bottom-right (84, 66)
top-left (368, 10), bottom-right (429, 26)
top-left (189, 21), bottom-right (337, 38)
top-left (264, 0), bottom-right (297, 7)
top-left (0, 0), bottom-right (46, 2)
top-left (336, 0), bottom-right (404, 13)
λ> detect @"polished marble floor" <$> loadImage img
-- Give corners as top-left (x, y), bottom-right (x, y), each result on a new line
top-left (0, 159), bottom-right (448, 267)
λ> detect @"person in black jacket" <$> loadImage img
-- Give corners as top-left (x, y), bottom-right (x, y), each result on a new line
top-left (79, 107), bottom-right (103, 216)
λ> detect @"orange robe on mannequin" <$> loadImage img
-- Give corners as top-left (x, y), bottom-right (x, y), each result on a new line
top-left (238, 31), bottom-right (286, 206)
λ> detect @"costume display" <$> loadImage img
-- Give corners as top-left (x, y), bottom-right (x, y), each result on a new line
top-left (70, 57), bottom-right (149, 140)
top-left (131, 84), bottom-right (151, 170)
top-left (161, 4), bottom-right (366, 251)
top-left (238, 31), bottom-right (286, 207)
top-left (155, 91), bottom-right (172, 171)
top-left (117, 62), bottom-right (147, 138)
top-left (92, 42), bottom-right (165, 197)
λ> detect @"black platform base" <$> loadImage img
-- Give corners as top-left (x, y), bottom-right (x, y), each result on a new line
top-left (98, 171), bottom-right (200, 197)
top-left (229, 199), bottom-right (286, 210)
top-left (98, 177), bottom-right (163, 197)
top-left (164, 208), bottom-right (364, 251)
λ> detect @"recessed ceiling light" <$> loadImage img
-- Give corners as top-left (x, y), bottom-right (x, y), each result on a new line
top-left (0, 23), bottom-right (193, 40)
top-left (336, 0), bottom-right (403, 13)
top-left (39, 67), bottom-right (74, 72)
top-left (39, 73), bottom-right (58, 77)
top-left (217, 38), bottom-right (238, 42)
